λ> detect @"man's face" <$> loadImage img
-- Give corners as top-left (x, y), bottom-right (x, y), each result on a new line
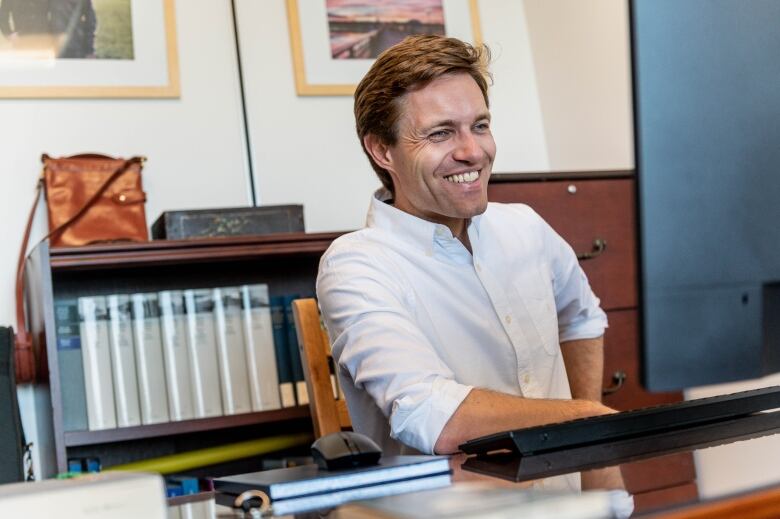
top-left (370, 73), bottom-right (496, 235)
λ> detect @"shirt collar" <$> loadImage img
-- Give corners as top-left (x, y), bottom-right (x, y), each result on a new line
top-left (366, 188), bottom-right (484, 256)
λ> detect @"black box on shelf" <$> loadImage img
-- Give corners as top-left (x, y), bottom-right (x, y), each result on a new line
top-left (152, 205), bottom-right (305, 240)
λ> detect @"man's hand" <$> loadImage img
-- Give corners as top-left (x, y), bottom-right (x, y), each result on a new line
top-left (433, 388), bottom-right (616, 454)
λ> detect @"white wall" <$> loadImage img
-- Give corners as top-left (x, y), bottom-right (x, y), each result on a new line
top-left (234, 0), bottom-right (378, 234)
top-left (235, 0), bottom-right (633, 234)
top-left (1, 0), bottom-right (251, 477)
top-left (523, 0), bottom-right (633, 171)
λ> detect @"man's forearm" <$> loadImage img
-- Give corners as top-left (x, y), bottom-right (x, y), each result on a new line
top-left (433, 388), bottom-right (614, 454)
top-left (560, 336), bottom-right (605, 402)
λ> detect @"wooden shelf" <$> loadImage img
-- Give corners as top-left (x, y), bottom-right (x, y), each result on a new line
top-left (48, 231), bottom-right (346, 270)
top-left (64, 406), bottom-right (311, 447)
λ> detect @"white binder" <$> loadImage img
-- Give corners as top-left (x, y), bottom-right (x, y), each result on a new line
top-left (213, 287), bottom-right (253, 415)
top-left (130, 293), bottom-right (170, 425)
top-left (183, 288), bottom-right (223, 418)
top-left (240, 284), bottom-right (282, 412)
top-left (107, 294), bottom-right (141, 428)
top-left (78, 296), bottom-right (117, 431)
top-left (159, 290), bottom-right (196, 421)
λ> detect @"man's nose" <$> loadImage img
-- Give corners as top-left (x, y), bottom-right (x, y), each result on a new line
top-left (452, 132), bottom-right (482, 163)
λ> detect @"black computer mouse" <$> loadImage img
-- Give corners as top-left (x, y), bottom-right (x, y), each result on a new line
top-left (310, 431), bottom-right (382, 471)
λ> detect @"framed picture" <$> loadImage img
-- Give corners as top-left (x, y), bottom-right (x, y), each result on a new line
top-left (286, 0), bottom-right (481, 96)
top-left (0, 0), bottom-right (179, 98)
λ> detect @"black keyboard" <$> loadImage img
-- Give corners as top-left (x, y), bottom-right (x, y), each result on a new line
top-left (459, 386), bottom-right (780, 456)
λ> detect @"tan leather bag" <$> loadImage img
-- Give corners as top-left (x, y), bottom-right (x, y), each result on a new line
top-left (42, 153), bottom-right (148, 247)
top-left (14, 153), bottom-right (149, 383)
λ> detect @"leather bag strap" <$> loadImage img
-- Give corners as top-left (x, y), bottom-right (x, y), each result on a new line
top-left (13, 180), bottom-right (43, 383)
top-left (14, 156), bottom-right (144, 383)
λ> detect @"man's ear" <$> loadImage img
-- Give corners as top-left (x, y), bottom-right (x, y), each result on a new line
top-left (363, 134), bottom-right (395, 173)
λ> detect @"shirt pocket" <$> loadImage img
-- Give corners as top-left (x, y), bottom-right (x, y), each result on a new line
top-left (514, 265), bottom-right (560, 356)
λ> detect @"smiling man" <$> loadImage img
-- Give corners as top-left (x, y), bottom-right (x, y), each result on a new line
top-left (317, 35), bottom-right (613, 456)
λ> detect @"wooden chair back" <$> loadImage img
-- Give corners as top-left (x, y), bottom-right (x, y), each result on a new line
top-left (291, 298), bottom-right (351, 438)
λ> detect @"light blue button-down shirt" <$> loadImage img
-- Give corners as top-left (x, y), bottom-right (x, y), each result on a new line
top-left (317, 189), bottom-right (608, 454)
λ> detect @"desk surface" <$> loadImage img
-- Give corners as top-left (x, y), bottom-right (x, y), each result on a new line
top-left (213, 419), bottom-right (780, 518)
top-left (448, 418), bottom-right (780, 517)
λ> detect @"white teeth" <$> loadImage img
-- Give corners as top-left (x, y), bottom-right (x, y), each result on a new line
top-left (445, 171), bottom-right (480, 183)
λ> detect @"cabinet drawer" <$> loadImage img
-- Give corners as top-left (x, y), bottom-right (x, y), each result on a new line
top-left (488, 178), bottom-right (636, 311)
top-left (602, 309), bottom-right (682, 410)
top-left (633, 481), bottom-right (699, 514)
top-left (621, 452), bottom-right (697, 495)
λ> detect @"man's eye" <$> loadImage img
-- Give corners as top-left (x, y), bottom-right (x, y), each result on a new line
top-left (474, 122), bottom-right (490, 132)
top-left (428, 130), bottom-right (450, 140)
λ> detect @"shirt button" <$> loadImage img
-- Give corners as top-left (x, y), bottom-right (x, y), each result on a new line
top-left (505, 315), bottom-right (512, 324)
top-left (523, 374), bottom-right (530, 384)
top-left (475, 263), bottom-right (481, 272)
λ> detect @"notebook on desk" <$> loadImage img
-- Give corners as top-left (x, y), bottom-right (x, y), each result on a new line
top-left (214, 455), bottom-right (451, 515)
top-left (460, 386), bottom-right (780, 457)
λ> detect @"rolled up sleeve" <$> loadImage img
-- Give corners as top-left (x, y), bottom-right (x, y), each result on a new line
top-left (317, 242), bottom-right (472, 454)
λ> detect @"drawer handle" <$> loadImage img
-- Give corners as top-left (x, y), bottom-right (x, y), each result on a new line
top-left (602, 370), bottom-right (627, 396)
top-left (577, 238), bottom-right (607, 261)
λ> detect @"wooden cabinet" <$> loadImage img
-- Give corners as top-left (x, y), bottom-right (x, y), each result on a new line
top-left (488, 173), bottom-right (698, 513)
top-left (25, 232), bottom-right (343, 476)
top-left (487, 175), bottom-right (636, 312)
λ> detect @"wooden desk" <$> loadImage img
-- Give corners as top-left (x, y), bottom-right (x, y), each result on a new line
top-left (209, 416), bottom-right (780, 517)
top-left (652, 484), bottom-right (780, 519)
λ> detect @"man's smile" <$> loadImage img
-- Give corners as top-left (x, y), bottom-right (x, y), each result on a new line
top-left (443, 170), bottom-right (480, 184)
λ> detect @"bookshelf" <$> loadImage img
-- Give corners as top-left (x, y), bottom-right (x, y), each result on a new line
top-left (25, 232), bottom-right (344, 475)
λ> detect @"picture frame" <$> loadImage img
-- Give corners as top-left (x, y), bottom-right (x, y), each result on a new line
top-left (0, 0), bottom-right (179, 98)
top-left (286, 0), bottom-right (482, 96)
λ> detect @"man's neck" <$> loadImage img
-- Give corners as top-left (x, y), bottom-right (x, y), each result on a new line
top-left (385, 197), bottom-right (473, 253)
top-left (458, 226), bottom-right (473, 254)
top-left (446, 218), bottom-right (472, 254)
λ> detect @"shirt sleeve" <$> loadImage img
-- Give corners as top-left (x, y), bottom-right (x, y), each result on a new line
top-left (316, 241), bottom-right (473, 454)
top-left (538, 215), bottom-right (608, 342)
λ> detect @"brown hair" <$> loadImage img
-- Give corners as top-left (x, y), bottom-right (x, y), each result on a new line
top-left (354, 35), bottom-right (492, 193)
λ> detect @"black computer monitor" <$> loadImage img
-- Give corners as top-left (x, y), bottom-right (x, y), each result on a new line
top-left (631, 0), bottom-right (780, 391)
